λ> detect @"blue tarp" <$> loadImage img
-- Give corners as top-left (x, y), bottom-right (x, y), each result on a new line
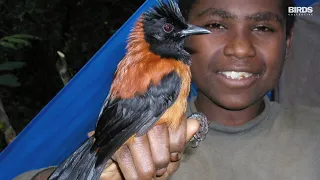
top-left (295, 0), bottom-right (318, 6)
top-left (0, 0), bottom-right (317, 179)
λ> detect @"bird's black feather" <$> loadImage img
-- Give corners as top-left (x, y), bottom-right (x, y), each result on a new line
top-left (142, 0), bottom-right (191, 63)
top-left (93, 70), bottom-right (181, 166)
top-left (144, 0), bottom-right (187, 26)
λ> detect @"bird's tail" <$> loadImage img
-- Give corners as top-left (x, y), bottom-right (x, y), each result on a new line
top-left (49, 137), bottom-right (108, 180)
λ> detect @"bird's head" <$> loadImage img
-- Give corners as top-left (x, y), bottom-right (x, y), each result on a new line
top-left (140, 0), bottom-right (211, 64)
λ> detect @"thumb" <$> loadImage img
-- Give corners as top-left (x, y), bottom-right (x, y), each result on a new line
top-left (185, 118), bottom-right (200, 142)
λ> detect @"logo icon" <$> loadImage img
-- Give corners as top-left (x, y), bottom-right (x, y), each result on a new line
top-left (288, 7), bottom-right (313, 16)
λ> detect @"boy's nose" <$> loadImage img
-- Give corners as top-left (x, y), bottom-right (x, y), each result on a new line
top-left (223, 31), bottom-right (256, 60)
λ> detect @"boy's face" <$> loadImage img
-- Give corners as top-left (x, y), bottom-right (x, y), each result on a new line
top-left (186, 0), bottom-right (291, 110)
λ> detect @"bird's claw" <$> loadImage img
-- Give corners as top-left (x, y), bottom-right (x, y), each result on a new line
top-left (188, 112), bottom-right (209, 148)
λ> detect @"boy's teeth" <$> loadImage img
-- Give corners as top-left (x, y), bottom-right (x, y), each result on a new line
top-left (220, 71), bottom-right (253, 79)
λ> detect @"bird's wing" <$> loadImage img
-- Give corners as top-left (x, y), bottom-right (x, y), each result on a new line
top-left (92, 70), bottom-right (181, 161)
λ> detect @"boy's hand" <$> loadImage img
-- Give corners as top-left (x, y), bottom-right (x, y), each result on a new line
top-left (89, 118), bottom-right (200, 180)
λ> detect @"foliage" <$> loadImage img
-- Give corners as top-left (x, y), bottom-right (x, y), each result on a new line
top-left (0, 34), bottom-right (40, 50)
top-left (0, 0), bottom-right (145, 151)
top-left (0, 34), bottom-right (40, 87)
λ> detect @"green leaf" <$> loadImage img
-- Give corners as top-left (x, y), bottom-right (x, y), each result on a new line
top-left (0, 41), bottom-right (17, 49)
top-left (0, 74), bottom-right (21, 87)
top-left (10, 34), bottom-right (41, 40)
top-left (0, 62), bottom-right (26, 71)
top-left (2, 37), bottom-right (31, 47)
top-left (0, 122), bottom-right (4, 130)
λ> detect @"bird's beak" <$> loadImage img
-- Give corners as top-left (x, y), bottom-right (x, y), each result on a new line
top-left (176, 24), bottom-right (211, 38)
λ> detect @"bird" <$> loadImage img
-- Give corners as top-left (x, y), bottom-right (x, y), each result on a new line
top-left (49, 0), bottom-right (210, 179)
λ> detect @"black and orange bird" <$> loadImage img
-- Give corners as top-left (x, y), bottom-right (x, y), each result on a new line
top-left (49, 0), bottom-right (210, 179)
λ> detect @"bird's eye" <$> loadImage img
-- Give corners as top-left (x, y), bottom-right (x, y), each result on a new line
top-left (163, 23), bottom-right (174, 33)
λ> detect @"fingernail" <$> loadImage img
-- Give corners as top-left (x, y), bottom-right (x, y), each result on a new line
top-left (177, 153), bottom-right (182, 160)
top-left (156, 167), bottom-right (167, 177)
top-left (171, 152), bottom-right (181, 162)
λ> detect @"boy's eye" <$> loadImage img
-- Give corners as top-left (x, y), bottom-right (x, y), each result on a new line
top-left (252, 26), bottom-right (275, 32)
top-left (205, 23), bottom-right (226, 30)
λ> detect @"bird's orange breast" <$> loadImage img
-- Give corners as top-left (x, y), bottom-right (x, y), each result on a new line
top-left (109, 18), bottom-right (191, 134)
top-left (110, 52), bottom-right (191, 130)
top-left (156, 61), bottom-right (191, 130)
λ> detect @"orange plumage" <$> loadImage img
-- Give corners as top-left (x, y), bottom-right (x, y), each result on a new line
top-left (111, 18), bottom-right (191, 131)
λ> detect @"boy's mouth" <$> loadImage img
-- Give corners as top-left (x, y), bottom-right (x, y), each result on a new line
top-left (216, 70), bottom-right (260, 88)
top-left (218, 71), bottom-right (253, 80)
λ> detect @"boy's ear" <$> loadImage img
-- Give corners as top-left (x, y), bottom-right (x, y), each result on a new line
top-left (285, 28), bottom-right (294, 60)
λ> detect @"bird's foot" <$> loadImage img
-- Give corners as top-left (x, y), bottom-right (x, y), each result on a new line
top-left (188, 112), bottom-right (209, 148)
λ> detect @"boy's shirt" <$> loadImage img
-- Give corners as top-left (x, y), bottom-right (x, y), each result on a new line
top-left (170, 96), bottom-right (320, 180)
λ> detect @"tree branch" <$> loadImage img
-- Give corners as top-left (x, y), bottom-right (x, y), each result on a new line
top-left (56, 51), bottom-right (72, 85)
top-left (0, 99), bottom-right (16, 144)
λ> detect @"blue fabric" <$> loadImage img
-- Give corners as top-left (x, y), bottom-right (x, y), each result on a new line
top-left (0, 1), bottom-right (160, 179)
top-left (295, 0), bottom-right (318, 6)
top-left (0, 0), bottom-right (317, 179)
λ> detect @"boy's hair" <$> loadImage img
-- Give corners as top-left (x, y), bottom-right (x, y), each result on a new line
top-left (178, 0), bottom-right (295, 38)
